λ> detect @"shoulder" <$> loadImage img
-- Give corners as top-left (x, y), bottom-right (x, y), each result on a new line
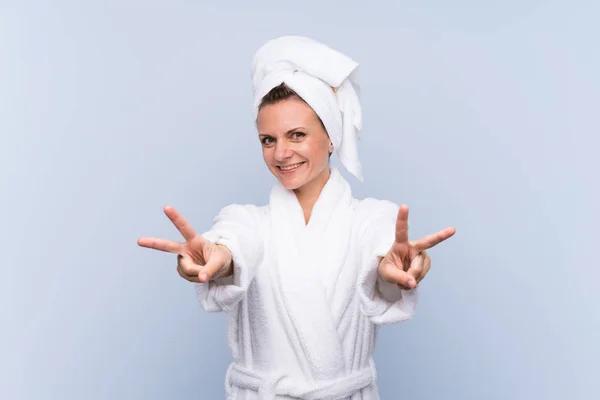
top-left (353, 197), bottom-right (400, 220)
top-left (350, 198), bottom-right (401, 243)
top-left (213, 203), bottom-right (269, 224)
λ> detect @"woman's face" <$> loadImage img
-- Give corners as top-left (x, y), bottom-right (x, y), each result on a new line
top-left (257, 97), bottom-right (332, 191)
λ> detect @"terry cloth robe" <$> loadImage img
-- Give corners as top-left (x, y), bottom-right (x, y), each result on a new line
top-left (195, 168), bottom-right (418, 400)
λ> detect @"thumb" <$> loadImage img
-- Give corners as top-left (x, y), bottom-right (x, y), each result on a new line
top-left (198, 247), bottom-right (231, 283)
top-left (380, 261), bottom-right (417, 289)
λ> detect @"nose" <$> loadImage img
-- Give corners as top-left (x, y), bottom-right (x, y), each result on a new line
top-left (274, 141), bottom-right (293, 162)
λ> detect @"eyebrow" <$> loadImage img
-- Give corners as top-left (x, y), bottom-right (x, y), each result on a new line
top-left (258, 127), bottom-right (306, 137)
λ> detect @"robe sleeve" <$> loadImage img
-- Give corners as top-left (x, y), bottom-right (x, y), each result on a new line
top-left (356, 199), bottom-right (419, 325)
top-left (194, 204), bottom-right (263, 313)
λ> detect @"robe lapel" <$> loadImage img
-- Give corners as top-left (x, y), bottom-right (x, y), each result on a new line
top-left (268, 168), bottom-right (353, 380)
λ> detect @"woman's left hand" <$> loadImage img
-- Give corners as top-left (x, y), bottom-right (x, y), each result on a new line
top-left (378, 204), bottom-right (455, 290)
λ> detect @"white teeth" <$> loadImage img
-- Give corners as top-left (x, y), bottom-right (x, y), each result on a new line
top-left (280, 162), bottom-right (303, 171)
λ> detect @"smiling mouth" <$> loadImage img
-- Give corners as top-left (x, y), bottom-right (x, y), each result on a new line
top-left (277, 162), bottom-right (305, 173)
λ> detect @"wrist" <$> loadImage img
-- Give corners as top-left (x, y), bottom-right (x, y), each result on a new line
top-left (216, 244), bottom-right (234, 278)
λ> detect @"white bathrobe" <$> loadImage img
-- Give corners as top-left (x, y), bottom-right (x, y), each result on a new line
top-left (196, 168), bottom-right (418, 399)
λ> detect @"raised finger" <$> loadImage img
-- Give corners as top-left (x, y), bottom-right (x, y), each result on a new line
top-left (138, 237), bottom-right (183, 253)
top-left (164, 205), bottom-right (197, 241)
top-left (394, 204), bottom-right (409, 244)
top-left (412, 226), bottom-right (456, 252)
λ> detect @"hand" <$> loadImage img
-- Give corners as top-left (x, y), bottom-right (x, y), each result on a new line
top-left (378, 204), bottom-right (455, 290)
top-left (137, 206), bottom-right (233, 283)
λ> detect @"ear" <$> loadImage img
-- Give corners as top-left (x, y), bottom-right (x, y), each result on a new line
top-left (328, 141), bottom-right (334, 154)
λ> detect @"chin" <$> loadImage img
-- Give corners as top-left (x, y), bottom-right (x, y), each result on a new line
top-left (281, 181), bottom-right (304, 190)
top-left (272, 170), bottom-right (310, 190)
top-left (278, 176), bottom-right (307, 190)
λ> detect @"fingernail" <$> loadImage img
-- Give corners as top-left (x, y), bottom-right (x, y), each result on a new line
top-left (200, 272), bottom-right (208, 282)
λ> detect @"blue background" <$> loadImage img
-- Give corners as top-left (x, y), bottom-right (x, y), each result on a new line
top-left (1, 1), bottom-right (598, 398)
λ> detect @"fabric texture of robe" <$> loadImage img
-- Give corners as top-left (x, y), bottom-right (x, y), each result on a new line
top-left (195, 168), bottom-right (418, 399)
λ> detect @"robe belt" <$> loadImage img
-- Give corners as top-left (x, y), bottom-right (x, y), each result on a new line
top-left (225, 362), bottom-right (376, 400)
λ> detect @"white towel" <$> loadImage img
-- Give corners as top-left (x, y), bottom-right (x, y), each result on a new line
top-left (251, 36), bottom-right (364, 182)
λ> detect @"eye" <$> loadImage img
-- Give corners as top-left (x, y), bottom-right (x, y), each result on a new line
top-left (291, 131), bottom-right (306, 140)
top-left (261, 136), bottom-right (275, 146)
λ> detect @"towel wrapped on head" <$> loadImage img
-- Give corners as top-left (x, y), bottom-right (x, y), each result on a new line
top-left (251, 36), bottom-right (364, 182)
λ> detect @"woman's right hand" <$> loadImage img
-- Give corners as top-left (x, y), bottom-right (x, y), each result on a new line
top-left (137, 206), bottom-right (233, 283)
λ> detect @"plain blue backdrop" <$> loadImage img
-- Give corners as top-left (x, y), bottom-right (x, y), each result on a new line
top-left (1, 1), bottom-right (598, 399)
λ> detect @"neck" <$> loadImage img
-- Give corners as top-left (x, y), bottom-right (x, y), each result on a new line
top-left (293, 167), bottom-right (331, 224)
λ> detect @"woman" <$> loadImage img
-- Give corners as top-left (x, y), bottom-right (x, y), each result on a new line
top-left (138, 36), bottom-right (455, 399)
